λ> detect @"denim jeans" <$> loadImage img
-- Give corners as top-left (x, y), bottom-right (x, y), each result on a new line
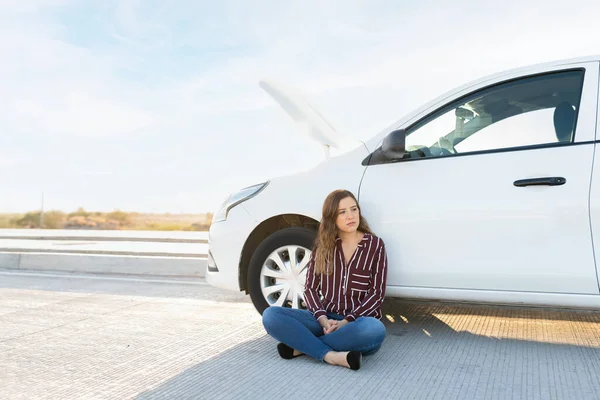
top-left (262, 306), bottom-right (386, 362)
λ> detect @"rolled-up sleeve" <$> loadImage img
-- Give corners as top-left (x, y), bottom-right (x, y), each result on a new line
top-left (303, 251), bottom-right (327, 320)
top-left (344, 239), bottom-right (388, 322)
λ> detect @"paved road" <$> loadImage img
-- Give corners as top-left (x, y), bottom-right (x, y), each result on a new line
top-left (1, 269), bottom-right (600, 399)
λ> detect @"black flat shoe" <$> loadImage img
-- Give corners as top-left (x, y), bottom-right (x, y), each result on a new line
top-left (346, 351), bottom-right (362, 370)
top-left (277, 343), bottom-right (302, 359)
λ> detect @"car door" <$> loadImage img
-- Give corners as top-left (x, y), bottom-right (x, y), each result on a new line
top-left (359, 62), bottom-right (600, 295)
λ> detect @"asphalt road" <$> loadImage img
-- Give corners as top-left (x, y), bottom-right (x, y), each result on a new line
top-left (1, 269), bottom-right (600, 399)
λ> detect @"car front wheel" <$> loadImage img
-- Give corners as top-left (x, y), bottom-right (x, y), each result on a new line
top-left (247, 227), bottom-right (316, 314)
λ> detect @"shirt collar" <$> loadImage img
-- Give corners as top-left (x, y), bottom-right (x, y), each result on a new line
top-left (335, 232), bottom-right (370, 247)
top-left (357, 232), bottom-right (369, 248)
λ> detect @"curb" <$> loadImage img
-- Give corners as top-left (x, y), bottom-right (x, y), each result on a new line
top-left (0, 252), bottom-right (207, 278)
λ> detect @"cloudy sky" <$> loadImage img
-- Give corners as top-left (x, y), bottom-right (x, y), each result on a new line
top-left (2, 0), bottom-right (600, 214)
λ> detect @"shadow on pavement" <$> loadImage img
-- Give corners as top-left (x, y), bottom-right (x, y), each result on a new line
top-left (137, 299), bottom-right (600, 399)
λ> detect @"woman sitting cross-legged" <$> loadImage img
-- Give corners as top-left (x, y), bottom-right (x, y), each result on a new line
top-left (262, 189), bottom-right (388, 371)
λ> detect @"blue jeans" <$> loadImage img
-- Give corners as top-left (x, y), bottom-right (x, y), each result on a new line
top-left (262, 306), bottom-right (386, 362)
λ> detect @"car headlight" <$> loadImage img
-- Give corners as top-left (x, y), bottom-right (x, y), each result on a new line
top-left (213, 181), bottom-right (269, 223)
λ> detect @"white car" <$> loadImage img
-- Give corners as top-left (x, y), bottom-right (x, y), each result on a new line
top-left (207, 55), bottom-right (600, 314)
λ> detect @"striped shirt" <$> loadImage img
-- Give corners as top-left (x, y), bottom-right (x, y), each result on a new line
top-left (304, 232), bottom-right (388, 322)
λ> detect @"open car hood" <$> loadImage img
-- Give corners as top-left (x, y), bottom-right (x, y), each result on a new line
top-left (259, 79), bottom-right (362, 154)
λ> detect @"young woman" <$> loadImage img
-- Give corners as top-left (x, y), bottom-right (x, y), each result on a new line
top-left (262, 189), bottom-right (388, 370)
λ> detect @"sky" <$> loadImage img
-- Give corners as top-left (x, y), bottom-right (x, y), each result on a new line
top-left (2, 0), bottom-right (600, 214)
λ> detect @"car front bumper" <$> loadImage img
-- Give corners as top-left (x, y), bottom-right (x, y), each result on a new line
top-left (205, 204), bottom-right (257, 292)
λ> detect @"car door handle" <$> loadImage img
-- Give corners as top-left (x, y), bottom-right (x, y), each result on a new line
top-left (513, 177), bottom-right (566, 187)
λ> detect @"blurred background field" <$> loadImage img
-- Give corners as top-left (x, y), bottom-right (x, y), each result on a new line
top-left (0, 209), bottom-right (213, 231)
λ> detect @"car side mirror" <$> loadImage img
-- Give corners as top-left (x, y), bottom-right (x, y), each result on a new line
top-left (382, 128), bottom-right (406, 159)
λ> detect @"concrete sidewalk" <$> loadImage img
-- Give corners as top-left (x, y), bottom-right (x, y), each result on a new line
top-left (1, 269), bottom-right (600, 399)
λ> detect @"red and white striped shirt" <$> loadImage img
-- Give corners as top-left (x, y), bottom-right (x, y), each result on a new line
top-left (304, 232), bottom-right (388, 322)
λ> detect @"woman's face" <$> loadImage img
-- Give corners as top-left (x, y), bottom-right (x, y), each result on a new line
top-left (335, 196), bottom-right (360, 234)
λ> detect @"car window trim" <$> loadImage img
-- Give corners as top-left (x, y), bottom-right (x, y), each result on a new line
top-left (364, 140), bottom-right (596, 166)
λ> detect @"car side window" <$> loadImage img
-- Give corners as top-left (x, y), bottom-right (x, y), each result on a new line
top-left (401, 70), bottom-right (585, 160)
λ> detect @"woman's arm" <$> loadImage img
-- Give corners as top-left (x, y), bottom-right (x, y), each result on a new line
top-left (344, 238), bottom-right (388, 322)
top-left (303, 251), bottom-right (327, 320)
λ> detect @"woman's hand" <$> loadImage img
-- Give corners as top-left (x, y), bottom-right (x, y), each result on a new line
top-left (318, 317), bottom-right (339, 334)
top-left (323, 318), bottom-right (349, 334)
top-left (318, 316), bottom-right (332, 332)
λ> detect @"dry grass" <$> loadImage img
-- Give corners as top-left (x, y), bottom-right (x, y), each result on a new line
top-left (0, 214), bottom-right (21, 229)
top-left (0, 211), bottom-right (213, 231)
top-left (128, 213), bottom-right (212, 231)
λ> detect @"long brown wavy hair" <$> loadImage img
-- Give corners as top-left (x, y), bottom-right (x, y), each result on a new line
top-left (313, 189), bottom-right (373, 275)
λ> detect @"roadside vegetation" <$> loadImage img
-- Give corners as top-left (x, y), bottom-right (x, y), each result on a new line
top-left (0, 209), bottom-right (213, 231)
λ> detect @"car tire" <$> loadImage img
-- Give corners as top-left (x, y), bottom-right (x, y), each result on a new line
top-left (247, 227), bottom-right (317, 315)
